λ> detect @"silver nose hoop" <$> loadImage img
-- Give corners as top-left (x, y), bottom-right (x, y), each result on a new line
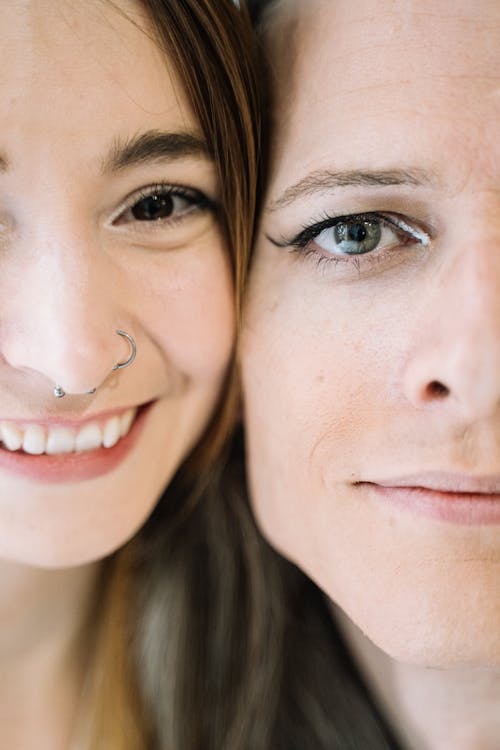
top-left (53, 329), bottom-right (136, 399)
top-left (111, 330), bottom-right (136, 371)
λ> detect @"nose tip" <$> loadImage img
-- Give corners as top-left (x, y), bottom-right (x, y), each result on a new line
top-left (1, 318), bottom-right (127, 399)
top-left (0, 209), bottom-right (139, 401)
top-left (403, 234), bottom-right (500, 423)
top-left (403, 336), bottom-right (500, 422)
top-left (50, 329), bottom-right (137, 398)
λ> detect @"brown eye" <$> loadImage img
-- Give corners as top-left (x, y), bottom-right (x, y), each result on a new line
top-left (113, 185), bottom-right (211, 228)
top-left (132, 193), bottom-right (176, 221)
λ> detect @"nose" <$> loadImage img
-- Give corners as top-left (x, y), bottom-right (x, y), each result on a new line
top-left (0, 226), bottom-right (129, 397)
top-left (403, 230), bottom-right (500, 422)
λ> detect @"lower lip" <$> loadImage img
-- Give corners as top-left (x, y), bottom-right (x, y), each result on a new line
top-left (362, 483), bottom-right (500, 525)
top-left (0, 403), bottom-right (153, 484)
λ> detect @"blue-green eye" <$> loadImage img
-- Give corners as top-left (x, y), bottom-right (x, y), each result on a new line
top-left (268, 212), bottom-right (430, 261)
top-left (313, 215), bottom-right (428, 257)
top-left (328, 219), bottom-right (382, 255)
top-left (314, 216), bottom-right (401, 256)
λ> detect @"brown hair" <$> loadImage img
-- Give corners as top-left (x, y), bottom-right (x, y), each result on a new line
top-left (116, 2), bottom-right (400, 748)
top-left (80, 3), bottom-right (399, 748)
top-left (134, 434), bottom-right (401, 750)
top-left (81, 2), bottom-right (264, 748)
top-left (213, 2), bottom-right (403, 748)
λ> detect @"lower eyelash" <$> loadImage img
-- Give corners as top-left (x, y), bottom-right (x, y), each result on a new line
top-left (291, 243), bottom-right (384, 273)
top-left (112, 182), bottom-right (215, 228)
top-left (300, 214), bottom-right (402, 249)
top-left (268, 211), bottom-right (429, 270)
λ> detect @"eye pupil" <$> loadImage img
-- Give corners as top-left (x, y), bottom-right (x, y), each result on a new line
top-left (132, 194), bottom-right (174, 221)
top-left (334, 220), bottom-right (381, 254)
top-left (348, 223), bottom-right (367, 242)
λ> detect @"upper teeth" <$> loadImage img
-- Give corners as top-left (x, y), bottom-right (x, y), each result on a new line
top-left (0, 408), bottom-right (137, 456)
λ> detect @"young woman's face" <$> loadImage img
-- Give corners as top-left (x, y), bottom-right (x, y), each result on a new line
top-left (0, 1), bottom-right (234, 567)
top-left (242, 0), bottom-right (500, 667)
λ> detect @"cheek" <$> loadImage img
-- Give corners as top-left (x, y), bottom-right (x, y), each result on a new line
top-left (242, 270), bottom-right (403, 540)
top-left (140, 241), bottom-right (235, 385)
top-left (243, 265), bottom-right (500, 667)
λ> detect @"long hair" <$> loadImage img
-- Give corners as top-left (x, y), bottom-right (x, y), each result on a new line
top-left (219, 1), bottom-right (403, 748)
top-left (127, 1), bottom-right (401, 747)
top-left (135, 432), bottom-right (402, 750)
top-left (83, 3), bottom-right (265, 748)
top-left (85, 2), bottom-right (401, 748)
top-left (127, 1), bottom-right (403, 747)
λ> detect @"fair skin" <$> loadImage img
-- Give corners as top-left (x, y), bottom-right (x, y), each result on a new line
top-left (241, 1), bottom-right (500, 748)
top-left (0, 1), bottom-right (233, 747)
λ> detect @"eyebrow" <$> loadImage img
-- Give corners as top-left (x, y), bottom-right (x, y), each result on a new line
top-left (0, 131), bottom-right (211, 176)
top-left (267, 168), bottom-right (436, 212)
top-left (101, 129), bottom-right (211, 173)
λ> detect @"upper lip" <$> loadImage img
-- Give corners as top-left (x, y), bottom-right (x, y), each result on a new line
top-left (365, 473), bottom-right (500, 494)
top-left (0, 403), bottom-right (146, 428)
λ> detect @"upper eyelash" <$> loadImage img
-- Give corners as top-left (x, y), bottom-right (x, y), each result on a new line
top-left (111, 182), bottom-right (214, 224)
top-left (267, 211), bottom-right (430, 250)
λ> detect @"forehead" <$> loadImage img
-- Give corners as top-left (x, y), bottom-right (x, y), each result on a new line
top-left (267, 0), bottom-right (500, 192)
top-left (0, 0), bottom-right (195, 155)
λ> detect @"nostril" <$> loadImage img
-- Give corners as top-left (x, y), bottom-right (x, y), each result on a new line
top-left (426, 380), bottom-right (450, 399)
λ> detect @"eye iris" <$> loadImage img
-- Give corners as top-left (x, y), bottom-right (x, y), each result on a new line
top-left (132, 194), bottom-right (174, 221)
top-left (334, 220), bottom-right (381, 254)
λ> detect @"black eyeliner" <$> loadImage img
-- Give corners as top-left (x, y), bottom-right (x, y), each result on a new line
top-left (132, 183), bottom-right (215, 213)
top-left (266, 211), bottom-right (427, 251)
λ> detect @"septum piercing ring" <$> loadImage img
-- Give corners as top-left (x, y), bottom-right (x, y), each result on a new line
top-left (53, 329), bottom-right (136, 399)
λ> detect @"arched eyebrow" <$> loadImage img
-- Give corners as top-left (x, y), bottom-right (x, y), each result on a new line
top-left (267, 168), bottom-right (437, 212)
top-left (101, 129), bottom-right (211, 173)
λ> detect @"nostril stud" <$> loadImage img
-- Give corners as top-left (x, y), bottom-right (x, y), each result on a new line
top-left (53, 385), bottom-right (95, 398)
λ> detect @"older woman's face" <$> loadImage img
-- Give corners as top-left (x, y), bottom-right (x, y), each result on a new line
top-left (0, 1), bottom-right (234, 567)
top-left (242, 0), bottom-right (500, 666)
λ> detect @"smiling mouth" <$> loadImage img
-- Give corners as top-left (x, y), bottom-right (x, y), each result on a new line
top-left (0, 408), bottom-right (138, 456)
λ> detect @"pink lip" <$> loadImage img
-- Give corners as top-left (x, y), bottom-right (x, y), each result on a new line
top-left (359, 474), bottom-right (500, 525)
top-left (371, 472), bottom-right (500, 494)
top-left (0, 402), bottom-right (153, 484)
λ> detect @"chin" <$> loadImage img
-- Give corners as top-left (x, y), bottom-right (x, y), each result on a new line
top-left (0, 480), bottom-right (166, 570)
top-left (0, 520), bottom-right (141, 570)
top-left (336, 586), bottom-right (500, 669)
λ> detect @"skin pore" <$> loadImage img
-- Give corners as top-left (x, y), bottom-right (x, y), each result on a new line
top-left (0, 1), bottom-right (233, 747)
top-left (241, 1), bottom-right (500, 748)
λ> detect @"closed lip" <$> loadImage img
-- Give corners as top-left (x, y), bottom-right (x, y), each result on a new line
top-left (361, 473), bottom-right (500, 495)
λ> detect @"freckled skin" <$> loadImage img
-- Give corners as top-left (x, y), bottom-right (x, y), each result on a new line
top-left (241, 0), bottom-right (500, 667)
